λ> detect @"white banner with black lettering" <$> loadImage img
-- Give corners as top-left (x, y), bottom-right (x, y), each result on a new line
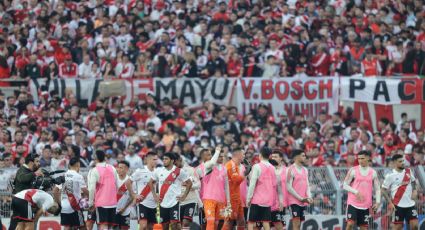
top-left (340, 77), bottom-right (424, 105)
top-left (234, 77), bottom-right (339, 117)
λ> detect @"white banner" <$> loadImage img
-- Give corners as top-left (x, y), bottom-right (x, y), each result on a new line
top-left (154, 78), bottom-right (236, 108)
top-left (340, 77), bottom-right (423, 105)
top-left (234, 78), bottom-right (339, 117)
top-left (29, 78), bottom-right (235, 109)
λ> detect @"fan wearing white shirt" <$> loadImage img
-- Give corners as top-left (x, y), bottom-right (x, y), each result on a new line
top-left (115, 55), bottom-right (135, 79)
top-left (78, 55), bottom-right (93, 78)
top-left (382, 154), bottom-right (418, 230)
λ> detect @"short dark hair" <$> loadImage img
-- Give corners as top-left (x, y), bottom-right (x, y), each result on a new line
top-left (392, 154), bottom-right (403, 162)
top-left (163, 152), bottom-right (177, 161)
top-left (271, 149), bottom-right (283, 158)
top-left (69, 157), bottom-right (80, 166)
top-left (24, 154), bottom-right (38, 164)
top-left (118, 160), bottom-right (130, 168)
top-left (358, 150), bottom-right (371, 157)
top-left (146, 151), bottom-right (157, 158)
top-left (96, 150), bottom-right (106, 162)
top-left (260, 147), bottom-right (272, 159)
top-left (291, 149), bottom-right (304, 158)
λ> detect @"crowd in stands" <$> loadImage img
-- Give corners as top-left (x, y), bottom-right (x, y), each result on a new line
top-left (0, 85), bottom-right (424, 171)
top-left (0, 0), bottom-right (424, 81)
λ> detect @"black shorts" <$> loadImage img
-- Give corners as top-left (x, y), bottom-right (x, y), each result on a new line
top-left (60, 211), bottom-right (85, 227)
top-left (11, 197), bottom-right (34, 222)
top-left (138, 204), bottom-right (157, 223)
top-left (346, 205), bottom-right (370, 227)
top-left (180, 203), bottom-right (197, 221)
top-left (95, 207), bottom-right (117, 226)
top-left (271, 210), bottom-right (286, 225)
top-left (290, 204), bottom-right (306, 221)
top-left (247, 204), bottom-right (271, 223)
top-left (199, 207), bottom-right (206, 225)
top-left (87, 210), bottom-right (96, 222)
top-left (244, 207), bottom-right (248, 221)
top-left (393, 205), bottom-right (418, 224)
top-left (116, 214), bottom-right (130, 229)
top-left (160, 203), bottom-right (180, 224)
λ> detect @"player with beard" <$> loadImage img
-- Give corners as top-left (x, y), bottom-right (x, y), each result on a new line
top-left (115, 160), bottom-right (134, 230)
top-left (286, 149), bottom-right (313, 230)
top-left (60, 157), bottom-right (88, 230)
top-left (149, 152), bottom-right (192, 230)
top-left (344, 150), bottom-right (381, 230)
top-left (175, 155), bottom-right (202, 230)
top-left (270, 150), bottom-right (289, 230)
top-left (382, 154), bottom-right (418, 230)
top-left (131, 152), bottom-right (159, 230)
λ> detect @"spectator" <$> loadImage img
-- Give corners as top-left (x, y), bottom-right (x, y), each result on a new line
top-left (59, 55), bottom-right (78, 78)
top-left (124, 144), bottom-right (143, 169)
top-left (78, 55), bottom-right (94, 79)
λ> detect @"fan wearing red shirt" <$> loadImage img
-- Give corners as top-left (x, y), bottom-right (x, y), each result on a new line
top-left (307, 145), bottom-right (325, 166)
top-left (311, 46), bottom-right (331, 76)
top-left (213, 2), bottom-right (230, 22)
top-left (383, 135), bottom-right (399, 156)
top-left (59, 55), bottom-right (78, 78)
top-left (227, 53), bottom-right (243, 77)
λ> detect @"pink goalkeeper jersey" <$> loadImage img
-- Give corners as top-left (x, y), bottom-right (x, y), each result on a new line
top-left (287, 164), bottom-right (308, 207)
top-left (347, 166), bottom-right (373, 209)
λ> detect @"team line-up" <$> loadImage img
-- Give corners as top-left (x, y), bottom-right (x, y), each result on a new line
top-left (11, 146), bottom-right (417, 230)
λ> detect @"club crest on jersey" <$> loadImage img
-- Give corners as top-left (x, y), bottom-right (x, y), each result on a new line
top-left (293, 212), bottom-right (297, 216)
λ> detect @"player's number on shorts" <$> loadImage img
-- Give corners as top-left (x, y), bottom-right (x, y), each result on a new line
top-left (173, 210), bottom-right (178, 219)
top-left (412, 210), bottom-right (418, 216)
top-left (189, 208), bottom-right (194, 216)
top-left (365, 215), bottom-right (370, 223)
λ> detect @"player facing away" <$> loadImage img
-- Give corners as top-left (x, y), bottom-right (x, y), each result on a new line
top-left (246, 147), bottom-right (276, 230)
top-left (60, 157), bottom-right (89, 230)
top-left (286, 149), bottom-right (313, 230)
top-left (175, 154), bottom-right (203, 230)
top-left (382, 154), bottom-right (418, 230)
top-left (115, 160), bottom-right (134, 230)
top-left (148, 152), bottom-right (192, 230)
top-left (131, 152), bottom-right (159, 230)
top-left (270, 150), bottom-right (289, 230)
top-left (343, 150), bottom-right (381, 230)
top-left (87, 150), bottom-right (119, 230)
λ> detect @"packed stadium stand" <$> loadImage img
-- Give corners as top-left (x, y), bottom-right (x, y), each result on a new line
top-left (1, 0), bottom-right (425, 229)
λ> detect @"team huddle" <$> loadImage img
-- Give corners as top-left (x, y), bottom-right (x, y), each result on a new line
top-left (11, 147), bottom-right (419, 230)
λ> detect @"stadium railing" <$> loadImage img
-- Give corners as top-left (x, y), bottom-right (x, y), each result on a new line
top-left (1, 166), bottom-right (423, 221)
